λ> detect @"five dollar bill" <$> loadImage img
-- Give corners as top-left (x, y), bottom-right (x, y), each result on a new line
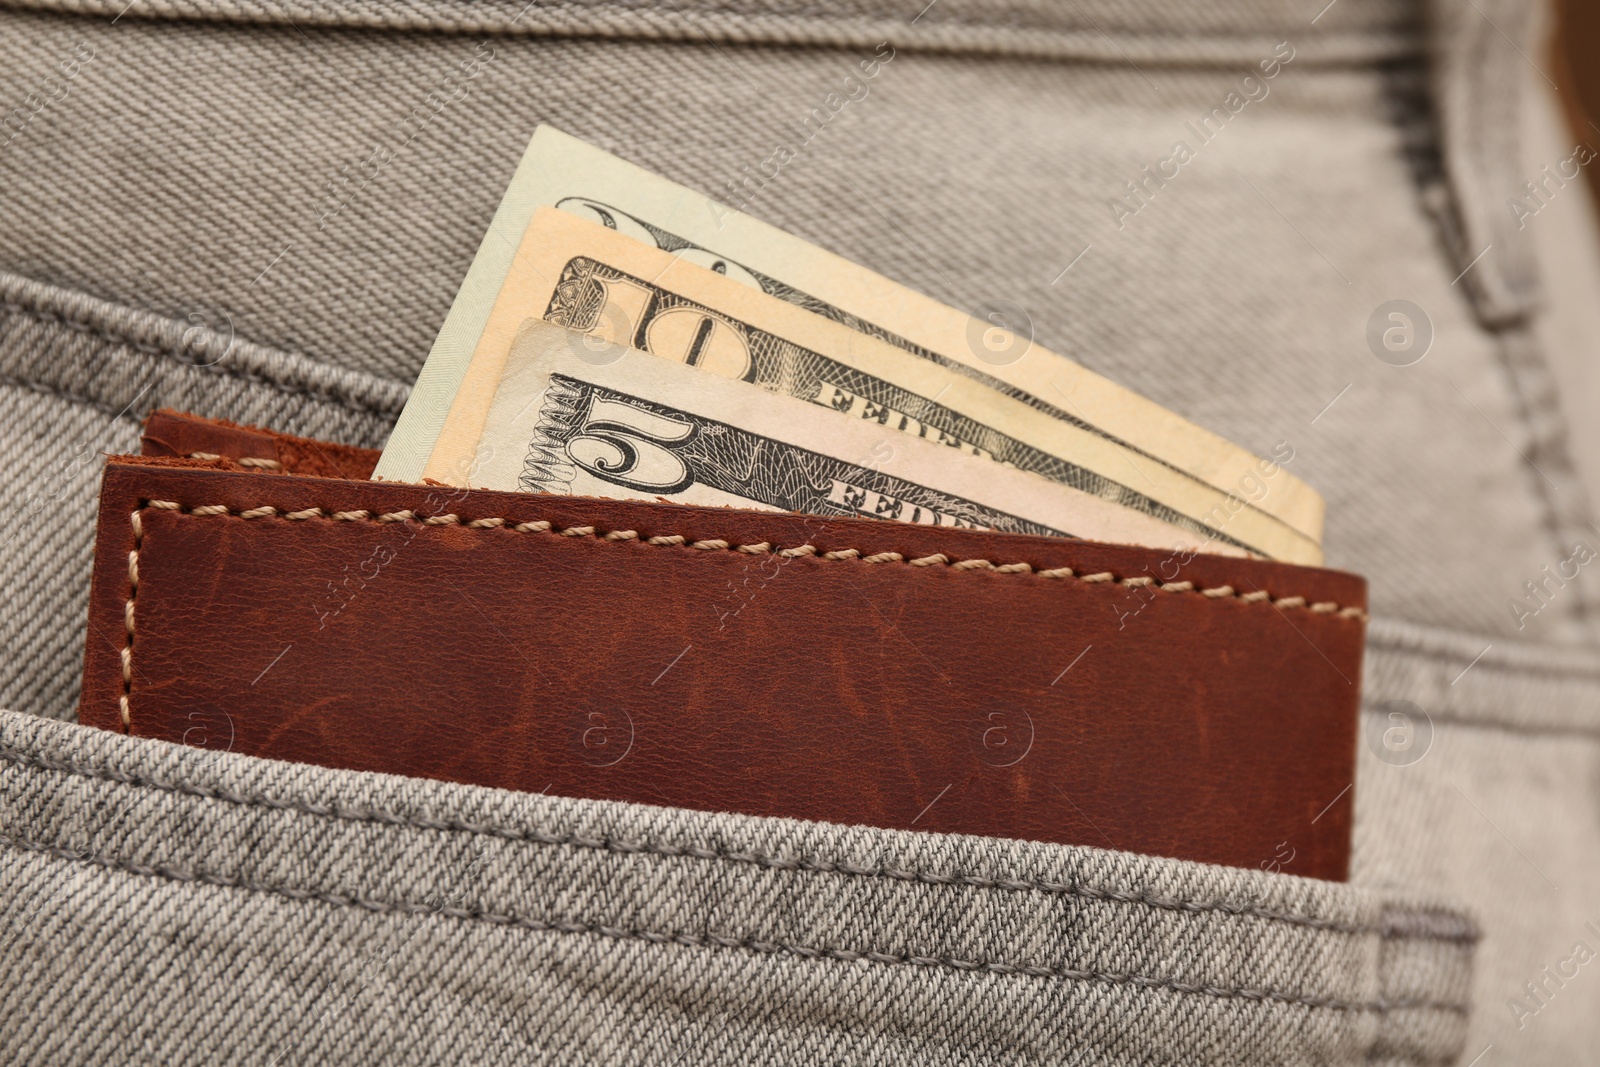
top-left (376, 126), bottom-right (1324, 564)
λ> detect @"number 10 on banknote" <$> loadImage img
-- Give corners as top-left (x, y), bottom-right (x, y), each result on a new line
top-left (377, 126), bottom-right (1323, 565)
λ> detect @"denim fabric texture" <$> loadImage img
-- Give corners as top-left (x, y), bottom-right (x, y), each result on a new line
top-left (0, 0), bottom-right (1595, 1061)
top-left (0, 710), bottom-right (1476, 1064)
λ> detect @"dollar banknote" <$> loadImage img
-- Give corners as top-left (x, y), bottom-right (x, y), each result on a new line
top-left (406, 207), bottom-right (1319, 564)
top-left (434, 319), bottom-right (1230, 553)
top-left (374, 124), bottom-right (1324, 557)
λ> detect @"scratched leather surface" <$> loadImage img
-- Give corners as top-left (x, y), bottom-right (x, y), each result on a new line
top-left (81, 422), bottom-right (1366, 880)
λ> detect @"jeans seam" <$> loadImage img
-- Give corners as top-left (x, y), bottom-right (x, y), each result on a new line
top-left (0, 829), bottom-right (1470, 1018)
top-left (0, 742), bottom-right (1478, 946)
top-left (0, 298), bottom-right (403, 419)
top-left (0, 373), bottom-right (146, 423)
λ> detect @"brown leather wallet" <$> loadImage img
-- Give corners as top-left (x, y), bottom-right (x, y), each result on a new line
top-left (79, 411), bottom-right (1366, 880)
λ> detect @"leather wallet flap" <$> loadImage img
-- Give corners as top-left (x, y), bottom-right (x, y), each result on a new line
top-left (81, 449), bottom-right (1365, 879)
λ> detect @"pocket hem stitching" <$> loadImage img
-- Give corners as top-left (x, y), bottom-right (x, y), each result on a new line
top-left (0, 741), bottom-right (1475, 946)
top-left (0, 828), bottom-right (1469, 1017)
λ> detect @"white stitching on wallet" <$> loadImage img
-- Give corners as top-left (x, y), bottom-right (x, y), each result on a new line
top-left (116, 493), bottom-right (1371, 730)
top-left (187, 451), bottom-right (282, 470)
top-left (127, 501), bottom-right (1369, 623)
top-left (120, 510), bottom-right (143, 728)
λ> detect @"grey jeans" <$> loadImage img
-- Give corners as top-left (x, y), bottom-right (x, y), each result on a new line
top-left (1, 0), bottom-right (1594, 1061)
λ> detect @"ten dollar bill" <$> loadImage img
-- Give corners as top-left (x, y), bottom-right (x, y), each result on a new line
top-left (375, 125), bottom-right (1323, 557)
top-left (417, 207), bottom-right (1318, 563)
